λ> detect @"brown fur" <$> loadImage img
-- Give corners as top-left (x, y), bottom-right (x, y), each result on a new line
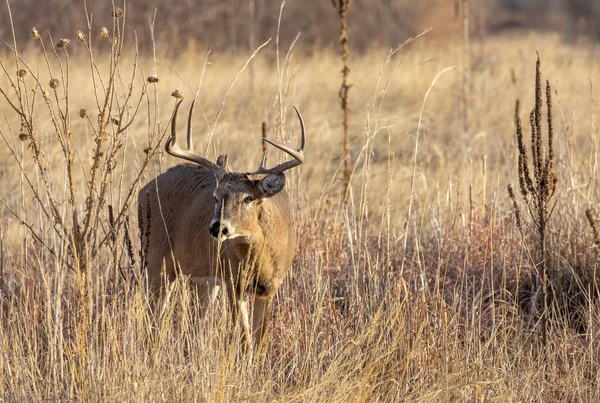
top-left (138, 163), bottom-right (296, 346)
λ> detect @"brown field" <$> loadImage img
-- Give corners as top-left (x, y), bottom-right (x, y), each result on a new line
top-left (0, 3), bottom-right (599, 402)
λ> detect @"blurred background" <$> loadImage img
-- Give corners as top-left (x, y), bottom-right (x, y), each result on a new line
top-left (2, 0), bottom-right (599, 53)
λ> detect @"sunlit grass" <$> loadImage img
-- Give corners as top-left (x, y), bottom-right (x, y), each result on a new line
top-left (0, 6), bottom-right (599, 401)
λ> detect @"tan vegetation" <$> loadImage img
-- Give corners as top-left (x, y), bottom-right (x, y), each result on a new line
top-left (0, 2), bottom-right (599, 402)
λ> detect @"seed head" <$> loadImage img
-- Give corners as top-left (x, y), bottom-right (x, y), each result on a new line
top-left (56, 38), bottom-right (70, 49)
top-left (49, 78), bottom-right (60, 89)
top-left (171, 90), bottom-right (184, 99)
top-left (43, 90), bottom-right (50, 100)
top-left (31, 27), bottom-right (40, 39)
top-left (18, 132), bottom-right (28, 141)
top-left (586, 208), bottom-right (600, 246)
top-left (76, 31), bottom-right (85, 42)
top-left (80, 108), bottom-right (87, 118)
top-left (147, 76), bottom-right (159, 84)
top-left (17, 69), bottom-right (27, 78)
top-left (101, 27), bottom-right (109, 38)
top-left (111, 117), bottom-right (120, 125)
top-left (112, 7), bottom-right (124, 18)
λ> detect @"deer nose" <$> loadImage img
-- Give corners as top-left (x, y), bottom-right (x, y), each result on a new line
top-left (209, 220), bottom-right (230, 238)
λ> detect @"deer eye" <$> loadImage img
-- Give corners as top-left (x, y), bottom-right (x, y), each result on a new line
top-left (243, 196), bottom-right (253, 204)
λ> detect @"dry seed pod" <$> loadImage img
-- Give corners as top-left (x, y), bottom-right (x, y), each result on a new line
top-left (17, 69), bottom-right (27, 78)
top-left (101, 27), bottom-right (109, 38)
top-left (147, 76), bottom-right (159, 84)
top-left (56, 39), bottom-right (70, 49)
top-left (80, 108), bottom-right (87, 118)
top-left (49, 78), bottom-right (60, 89)
top-left (31, 27), bottom-right (40, 39)
top-left (171, 90), bottom-right (184, 99)
top-left (76, 31), bottom-right (85, 42)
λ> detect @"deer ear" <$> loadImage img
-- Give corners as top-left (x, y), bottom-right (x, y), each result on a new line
top-left (257, 172), bottom-right (285, 197)
top-left (216, 154), bottom-right (228, 169)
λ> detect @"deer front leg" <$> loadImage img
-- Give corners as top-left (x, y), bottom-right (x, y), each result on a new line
top-left (225, 281), bottom-right (253, 351)
top-left (238, 298), bottom-right (253, 348)
top-left (252, 296), bottom-right (273, 349)
top-left (189, 276), bottom-right (221, 315)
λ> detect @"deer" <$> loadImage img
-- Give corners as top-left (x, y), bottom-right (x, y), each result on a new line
top-left (138, 99), bottom-right (305, 348)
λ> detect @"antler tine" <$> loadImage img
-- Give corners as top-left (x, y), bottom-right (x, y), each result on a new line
top-left (186, 99), bottom-right (195, 150)
top-left (257, 149), bottom-right (267, 171)
top-left (254, 106), bottom-right (305, 174)
top-left (165, 99), bottom-right (222, 172)
top-left (294, 106), bottom-right (306, 151)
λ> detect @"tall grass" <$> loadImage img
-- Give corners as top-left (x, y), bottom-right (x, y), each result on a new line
top-left (0, 3), bottom-right (599, 402)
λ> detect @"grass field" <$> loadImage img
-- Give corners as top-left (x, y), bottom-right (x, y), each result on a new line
top-left (1, 6), bottom-right (600, 402)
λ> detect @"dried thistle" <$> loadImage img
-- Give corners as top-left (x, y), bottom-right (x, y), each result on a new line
top-left (147, 76), bottom-right (159, 84)
top-left (76, 30), bottom-right (85, 42)
top-left (112, 7), bottom-right (124, 18)
top-left (508, 185), bottom-right (522, 232)
top-left (124, 216), bottom-right (135, 266)
top-left (49, 78), bottom-right (60, 89)
top-left (108, 205), bottom-right (116, 244)
top-left (586, 208), bottom-right (600, 246)
top-left (79, 108), bottom-right (87, 118)
top-left (101, 27), bottom-right (109, 38)
top-left (509, 55), bottom-right (558, 348)
top-left (516, 117), bottom-right (534, 197)
top-left (31, 27), bottom-right (40, 39)
top-left (332, 0), bottom-right (353, 197)
top-left (17, 69), bottom-right (27, 78)
top-left (544, 80), bottom-right (554, 175)
top-left (171, 89), bottom-right (184, 99)
top-left (56, 38), bottom-right (70, 49)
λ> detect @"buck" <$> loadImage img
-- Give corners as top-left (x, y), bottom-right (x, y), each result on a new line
top-left (138, 99), bottom-right (304, 347)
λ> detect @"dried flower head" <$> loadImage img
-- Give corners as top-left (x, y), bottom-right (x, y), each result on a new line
top-left (111, 117), bottom-right (120, 125)
top-left (76, 30), bottom-right (85, 42)
top-left (80, 108), bottom-right (87, 118)
top-left (18, 132), bottom-right (28, 141)
top-left (147, 76), bottom-right (159, 84)
top-left (112, 7), bottom-right (124, 18)
top-left (17, 69), bottom-right (27, 78)
top-left (31, 27), bottom-right (40, 39)
top-left (171, 90), bottom-right (184, 99)
top-left (49, 78), bottom-right (60, 89)
top-left (56, 38), bottom-right (70, 49)
top-left (43, 90), bottom-right (50, 100)
top-left (586, 208), bottom-right (600, 246)
top-left (101, 27), bottom-right (109, 38)
top-left (143, 147), bottom-right (151, 155)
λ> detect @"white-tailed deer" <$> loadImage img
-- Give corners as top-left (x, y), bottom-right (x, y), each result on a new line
top-left (138, 100), bottom-right (304, 348)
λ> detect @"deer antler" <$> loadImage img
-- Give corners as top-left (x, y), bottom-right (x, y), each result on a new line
top-left (165, 100), bottom-right (223, 173)
top-left (253, 106), bottom-right (305, 174)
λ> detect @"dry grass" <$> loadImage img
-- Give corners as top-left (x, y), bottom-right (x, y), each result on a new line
top-left (0, 4), bottom-right (599, 402)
